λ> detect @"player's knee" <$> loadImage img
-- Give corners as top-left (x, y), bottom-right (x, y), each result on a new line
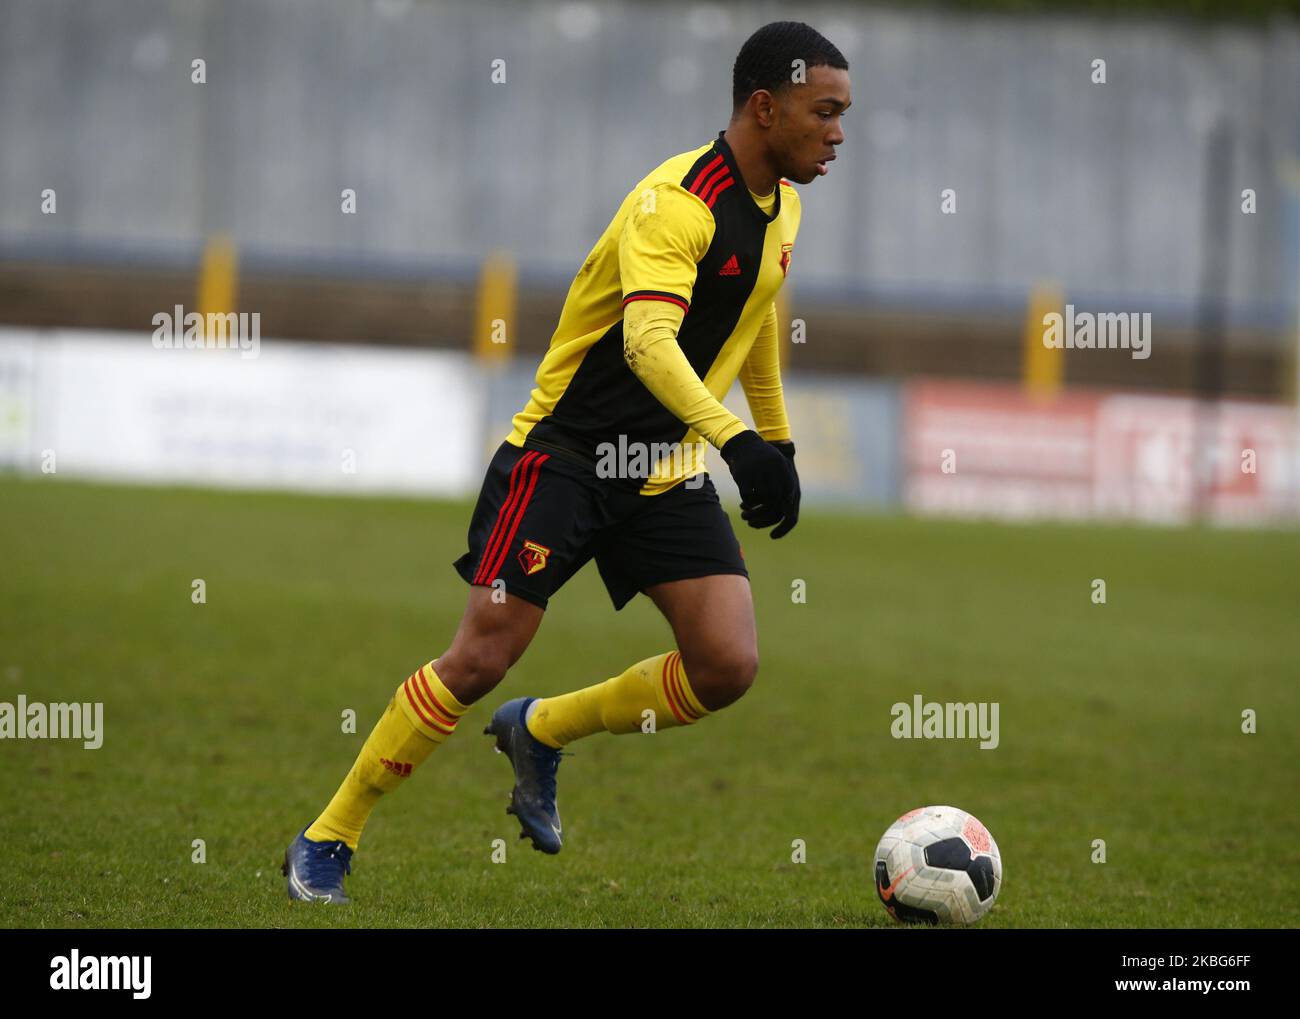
top-left (465, 648), bottom-right (511, 688)
top-left (731, 648), bottom-right (760, 698)
top-left (438, 646), bottom-right (510, 703)
top-left (689, 647), bottom-right (759, 711)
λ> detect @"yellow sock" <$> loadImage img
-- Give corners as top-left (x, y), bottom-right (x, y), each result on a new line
top-left (307, 661), bottom-right (469, 849)
top-left (525, 651), bottom-right (711, 748)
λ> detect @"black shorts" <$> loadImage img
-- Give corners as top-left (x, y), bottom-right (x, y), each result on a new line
top-left (452, 439), bottom-right (749, 611)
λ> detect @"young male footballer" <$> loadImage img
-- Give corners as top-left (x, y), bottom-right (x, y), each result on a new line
top-left (284, 21), bottom-right (849, 902)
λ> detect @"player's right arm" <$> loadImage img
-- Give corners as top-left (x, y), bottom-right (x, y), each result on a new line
top-left (618, 183), bottom-right (749, 451)
top-left (619, 182), bottom-right (796, 530)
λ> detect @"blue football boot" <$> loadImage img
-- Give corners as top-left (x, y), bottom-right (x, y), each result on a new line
top-left (483, 696), bottom-right (570, 854)
top-left (282, 827), bottom-right (353, 903)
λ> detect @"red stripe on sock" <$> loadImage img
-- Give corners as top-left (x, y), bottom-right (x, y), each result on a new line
top-left (668, 651), bottom-right (703, 720)
top-left (409, 670), bottom-right (457, 730)
top-left (414, 666), bottom-right (459, 727)
top-left (660, 652), bottom-right (689, 724)
top-left (403, 678), bottom-right (453, 736)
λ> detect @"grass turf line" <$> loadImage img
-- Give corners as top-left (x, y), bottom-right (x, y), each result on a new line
top-left (0, 476), bottom-right (1296, 927)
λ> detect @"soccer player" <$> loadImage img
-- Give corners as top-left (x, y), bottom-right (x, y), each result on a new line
top-left (283, 21), bottom-right (849, 903)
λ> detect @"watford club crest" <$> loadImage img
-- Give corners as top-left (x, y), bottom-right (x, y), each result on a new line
top-left (518, 539), bottom-right (551, 576)
top-left (779, 242), bottom-right (793, 277)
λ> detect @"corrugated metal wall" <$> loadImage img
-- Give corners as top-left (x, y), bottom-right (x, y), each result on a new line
top-left (2, 0), bottom-right (1297, 319)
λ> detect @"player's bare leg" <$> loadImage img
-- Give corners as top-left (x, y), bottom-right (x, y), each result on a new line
top-left (472, 584), bottom-right (573, 854)
top-left (641, 573), bottom-right (759, 711)
top-left (522, 572), bottom-right (758, 747)
top-left (284, 586), bottom-right (543, 901)
top-left (433, 584), bottom-right (546, 705)
top-left (500, 572), bottom-right (757, 856)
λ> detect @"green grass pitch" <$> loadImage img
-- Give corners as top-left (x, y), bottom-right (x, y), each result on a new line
top-left (1, 475), bottom-right (1296, 928)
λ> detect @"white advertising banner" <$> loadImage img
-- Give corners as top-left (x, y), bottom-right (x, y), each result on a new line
top-left (1, 329), bottom-right (483, 496)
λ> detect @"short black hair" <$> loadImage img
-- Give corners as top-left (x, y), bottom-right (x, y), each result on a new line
top-left (732, 21), bottom-right (848, 113)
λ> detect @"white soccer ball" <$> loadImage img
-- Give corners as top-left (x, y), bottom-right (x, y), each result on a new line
top-left (874, 805), bottom-right (1002, 925)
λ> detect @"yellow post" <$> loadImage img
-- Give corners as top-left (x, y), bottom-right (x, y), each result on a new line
top-left (1023, 282), bottom-right (1064, 398)
top-left (197, 234), bottom-right (238, 344)
top-left (1283, 158), bottom-right (1300, 405)
top-left (474, 251), bottom-right (516, 362)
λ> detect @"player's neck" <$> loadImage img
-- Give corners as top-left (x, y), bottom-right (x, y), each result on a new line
top-left (722, 123), bottom-right (779, 198)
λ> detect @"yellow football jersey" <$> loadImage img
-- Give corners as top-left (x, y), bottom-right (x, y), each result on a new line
top-left (506, 130), bottom-right (799, 496)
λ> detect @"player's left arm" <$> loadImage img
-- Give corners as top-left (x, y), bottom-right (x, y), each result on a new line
top-left (738, 301), bottom-right (792, 445)
top-left (736, 299), bottom-right (799, 537)
top-left (619, 183), bottom-right (750, 450)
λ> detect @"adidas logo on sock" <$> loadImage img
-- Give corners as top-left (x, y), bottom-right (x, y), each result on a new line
top-left (380, 757), bottom-right (413, 777)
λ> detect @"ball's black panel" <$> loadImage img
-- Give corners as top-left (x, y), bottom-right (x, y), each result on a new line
top-left (875, 859), bottom-right (938, 925)
top-left (923, 837), bottom-right (973, 872)
top-left (968, 855), bottom-right (996, 900)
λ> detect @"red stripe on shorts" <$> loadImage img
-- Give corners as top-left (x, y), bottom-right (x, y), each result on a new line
top-left (475, 451), bottom-right (538, 584)
top-left (480, 452), bottom-right (547, 585)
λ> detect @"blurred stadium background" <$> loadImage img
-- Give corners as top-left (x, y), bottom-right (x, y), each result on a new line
top-left (2, 0), bottom-right (1298, 523)
top-left (2, 0), bottom-right (1300, 931)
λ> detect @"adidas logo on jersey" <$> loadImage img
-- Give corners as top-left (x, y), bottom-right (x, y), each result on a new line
top-left (718, 254), bottom-right (741, 276)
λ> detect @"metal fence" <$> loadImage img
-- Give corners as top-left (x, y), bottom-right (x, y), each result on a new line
top-left (2, 0), bottom-right (1298, 324)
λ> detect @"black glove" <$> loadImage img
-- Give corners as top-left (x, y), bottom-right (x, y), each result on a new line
top-left (720, 430), bottom-right (797, 537)
top-left (741, 440), bottom-right (800, 539)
